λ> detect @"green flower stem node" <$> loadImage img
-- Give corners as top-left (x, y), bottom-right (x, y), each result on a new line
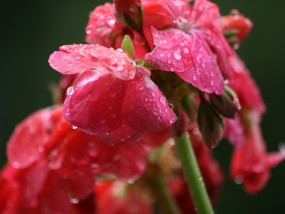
top-left (175, 132), bottom-right (215, 214)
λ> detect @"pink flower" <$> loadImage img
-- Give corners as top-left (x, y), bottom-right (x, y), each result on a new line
top-left (95, 181), bottom-right (152, 214)
top-left (49, 44), bottom-right (176, 144)
top-left (85, 3), bottom-right (122, 48)
top-left (85, 3), bottom-right (148, 58)
top-left (230, 112), bottom-right (285, 194)
top-left (222, 10), bottom-right (253, 47)
top-left (228, 55), bottom-right (265, 114)
top-left (2, 106), bottom-right (172, 212)
top-left (144, 0), bottom-right (233, 95)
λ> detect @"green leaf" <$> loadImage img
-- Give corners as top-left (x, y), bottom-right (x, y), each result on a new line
top-left (121, 35), bottom-right (135, 59)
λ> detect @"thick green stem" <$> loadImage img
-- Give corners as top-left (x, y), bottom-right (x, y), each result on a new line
top-left (175, 133), bottom-right (214, 214)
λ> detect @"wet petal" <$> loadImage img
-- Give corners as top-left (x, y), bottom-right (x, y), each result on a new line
top-left (63, 70), bottom-right (127, 135)
top-left (145, 28), bottom-right (224, 94)
top-left (123, 67), bottom-right (177, 132)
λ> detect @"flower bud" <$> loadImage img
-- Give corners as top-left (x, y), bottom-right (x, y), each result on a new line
top-left (222, 10), bottom-right (253, 47)
top-left (210, 86), bottom-right (241, 119)
top-left (198, 100), bottom-right (224, 149)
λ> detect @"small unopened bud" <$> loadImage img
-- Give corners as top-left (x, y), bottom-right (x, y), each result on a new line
top-left (222, 9), bottom-right (253, 46)
top-left (210, 86), bottom-right (241, 118)
top-left (198, 100), bottom-right (224, 149)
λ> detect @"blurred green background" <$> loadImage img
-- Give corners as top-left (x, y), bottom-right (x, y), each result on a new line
top-left (0, 0), bottom-right (284, 213)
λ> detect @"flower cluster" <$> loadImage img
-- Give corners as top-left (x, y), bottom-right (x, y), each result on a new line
top-left (1, 0), bottom-right (284, 213)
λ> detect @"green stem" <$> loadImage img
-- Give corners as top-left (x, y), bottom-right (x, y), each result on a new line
top-left (150, 172), bottom-right (181, 214)
top-left (175, 133), bottom-right (214, 214)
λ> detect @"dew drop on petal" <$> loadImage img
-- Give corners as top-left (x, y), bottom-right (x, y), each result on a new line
top-left (86, 27), bottom-right (92, 34)
top-left (173, 50), bottom-right (182, 60)
top-left (234, 175), bottom-right (244, 184)
top-left (159, 97), bottom-right (167, 106)
top-left (71, 124), bottom-right (78, 130)
top-left (66, 86), bottom-right (74, 96)
top-left (183, 47), bottom-right (189, 54)
top-left (69, 197), bottom-right (79, 204)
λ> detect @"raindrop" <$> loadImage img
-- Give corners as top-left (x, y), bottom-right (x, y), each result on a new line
top-left (107, 19), bottom-right (115, 26)
top-left (168, 103), bottom-right (174, 109)
top-left (173, 50), bottom-right (182, 60)
top-left (159, 97), bottom-right (167, 105)
top-left (90, 163), bottom-right (99, 168)
top-left (234, 175), bottom-right (244, 184)
top-left (183, 47), bottom-right (189, 54)
top-left (66, 86), bottom-right (74, 96)
top-left (233, 44), bottom-right (240, 50)
top-left (71, 125), bottom-right (78, 130)
top-left (86, 27), bottom-right (92, 34)
top-left (69, 197), bottom-right (79, 204)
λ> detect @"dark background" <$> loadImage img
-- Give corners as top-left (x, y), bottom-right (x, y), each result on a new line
top-left (0, 0), bottom-right (284, 213)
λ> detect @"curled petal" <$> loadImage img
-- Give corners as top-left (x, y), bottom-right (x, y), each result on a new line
top-left (49, 44), bottom-right (136, 80)
top-left (145, 28), bottom-right (224, 94)
top-left (7, 107), bottom-right (64, 169)
top-left (123, 67), bottom-right (177, 132)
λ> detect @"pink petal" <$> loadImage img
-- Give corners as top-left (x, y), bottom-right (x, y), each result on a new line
top-left (123, 67), bottom-right (177, 131)
top-left (203, 29), bottom-right (233, 79)
top-left (48, 51), bottom-right (95, 75)
top-left (145, 28), bottom-right (224, 94)
top-left (7, 107), bottom-right (62, 169)
top-left (224, 117), bottom-right (247, 147)
top-left (63, 70), bottom-right (127, 135)
top-left (49, 44), bottom-right (136, 80)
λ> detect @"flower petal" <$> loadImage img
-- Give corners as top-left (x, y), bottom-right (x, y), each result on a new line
top-left (145, 28), bottom-right (224, 94)
top-left (63, 70), bottom-right (127, 135)
top-left (123, 67), bottom-right (177, 131)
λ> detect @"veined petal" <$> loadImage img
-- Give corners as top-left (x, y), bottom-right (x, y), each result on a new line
top-left (145, 28), bottom-right (224, 94)
top-left (49, 44), bottom-right (136, 80)
top-left (123, 66), bottom-right (177, 131)
top-left (63, 70), bottom-right (127, 135)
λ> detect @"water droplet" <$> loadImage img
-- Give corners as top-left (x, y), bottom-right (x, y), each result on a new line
top-left (234, 175), bottom-right (244, 184)
top-left (107, 19), bottom-right (115, 26)
top-left (88, 149), bottom-right (97, 157)
top-left (70, 198), bottom-right (79, 204)
top-left (173, 50), bottom-right (182, 60)
top-left (90, 163), bottom-right (99, 168)
top-left (71, 124), bottom-right (78, 130)
top-left (193, 75), bottom-right (197, 81)
top-left (233, 44), bottom-right (240, 50)
top-left (183, 47), bottom-right (189, 54)
top-left (160, 97), bottom-right (167, 105)
top-left (110, 62), bottom-right (123, 71)
top-left (127, 179), bottom-right (135, 184)
top-left (168, 103), bottom-right (174, 109)
top-left (197, 68), bottom-right (202, 75)
top-left (86, 27), bottom-right (92, 34)
top-left (116, 48), bottom-right (124, 53)
top-left (66, 86), bottom-right (74, 96)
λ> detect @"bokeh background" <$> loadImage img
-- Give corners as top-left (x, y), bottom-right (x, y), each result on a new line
top-left (0, 0), bottom-right (284, 213)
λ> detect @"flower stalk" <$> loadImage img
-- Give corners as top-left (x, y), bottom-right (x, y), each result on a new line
top-left (175, 132), bottom-right (214, 214)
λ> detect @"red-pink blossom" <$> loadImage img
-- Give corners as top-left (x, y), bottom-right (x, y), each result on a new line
top-left (85, 3), bottom-right (148, 58)
top-left (85, 3), bottom-right (122, 48)
top-left (222, 10), bottom-right (253, 46)
top-left (144, 0), bottom-right (233, 95)
top-left (230, 112), bottom-right (285, 194)
top-left (95, 181), bottom-right (152, 214)
top-left (49, 44), bottom-right (176, 144)
top-left (228, 56), bottom-right (265, 114)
